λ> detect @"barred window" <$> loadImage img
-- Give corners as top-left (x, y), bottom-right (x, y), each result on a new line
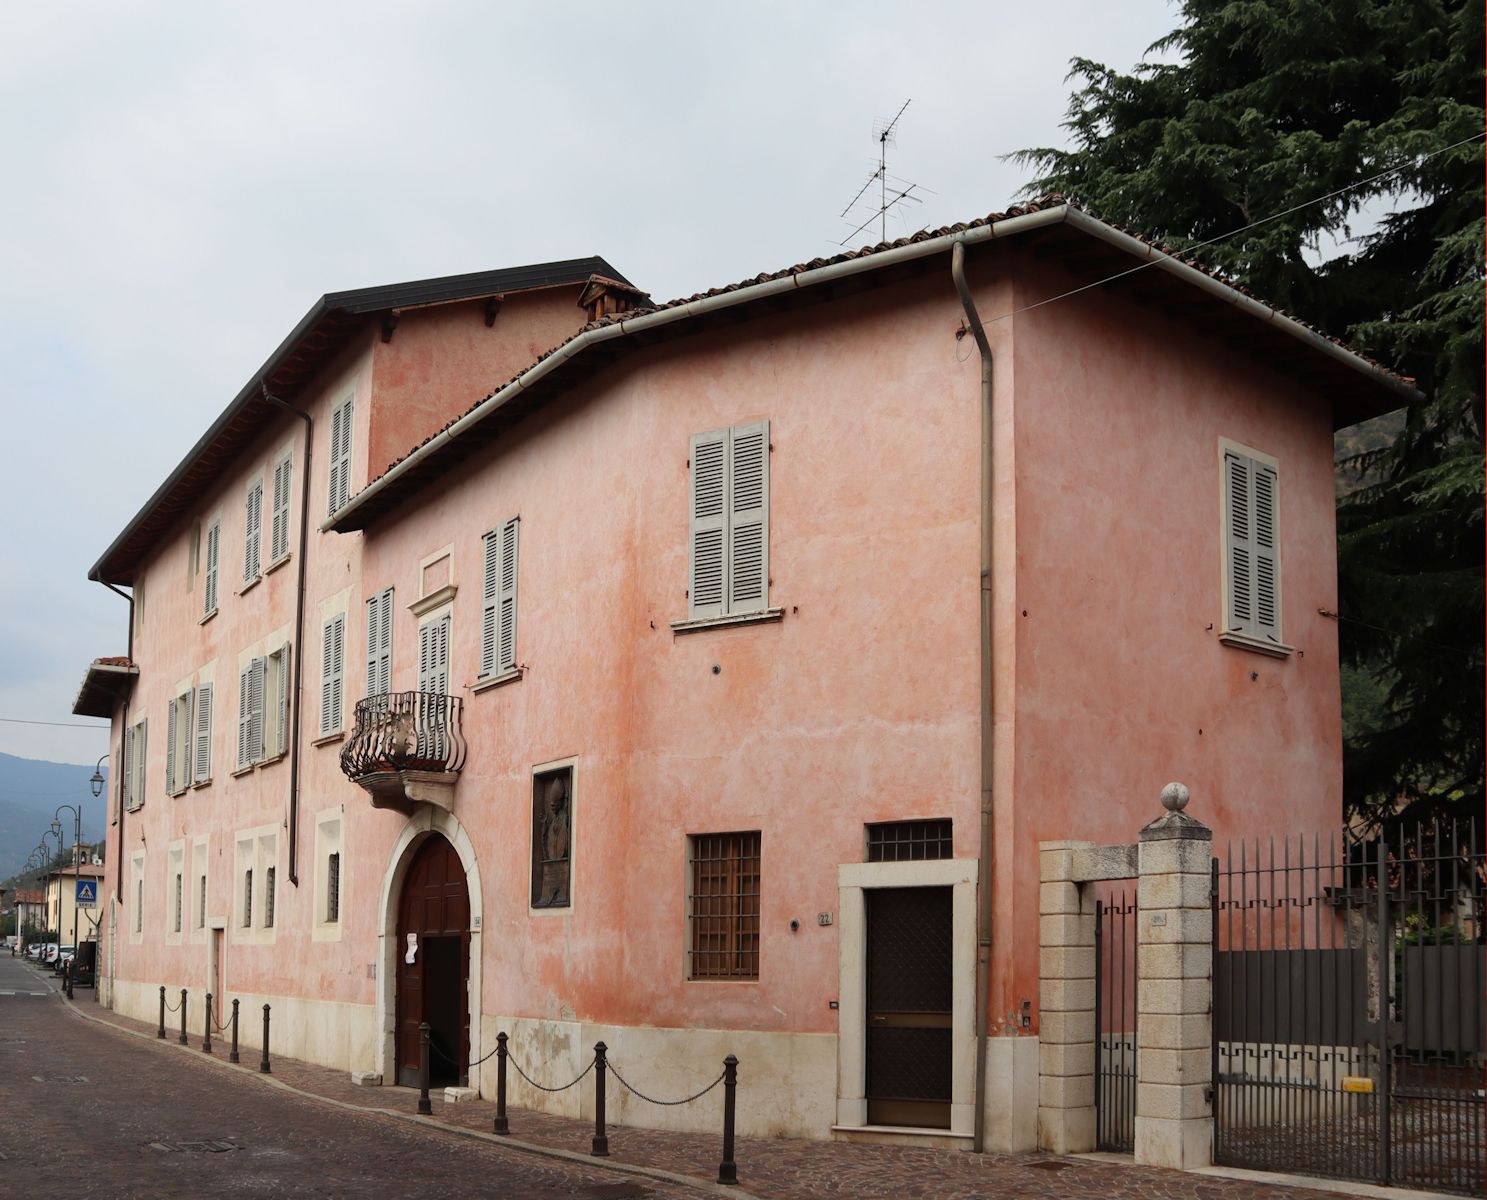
top-left (265, 867), bottom-right (276, 928)
top-left (866, 819), bottom-right (953, 863)
top-left (242, 869), bottom-right (253, 928)
top-left (198, 875), bottom-right (206, 929)
top-left (689, 832), bottom-right (760, 980)
top-left (135, 879), bottom-right (143, 933)
top-left (326, 852), bottom-right (341, 923)
top-left (173, 873), bottom-right (183, 933)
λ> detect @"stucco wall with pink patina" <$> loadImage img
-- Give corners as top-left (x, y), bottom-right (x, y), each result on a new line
top-left (100, 238), bottom-right (1350, 1084)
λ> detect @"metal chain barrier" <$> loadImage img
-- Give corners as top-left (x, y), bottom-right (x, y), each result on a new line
top-left (506, 1050), bottom-right (595, 1094)
top-left (162, 991), bottom-right (184, 1013)
top-left (606, 1060), bottom-right (726, 1107)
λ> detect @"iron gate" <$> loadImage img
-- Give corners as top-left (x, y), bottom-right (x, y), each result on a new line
top-left (1213, 819), bottom-right (1485, 1196)
top-left (1095, 887), bottom-right (1138, 1152)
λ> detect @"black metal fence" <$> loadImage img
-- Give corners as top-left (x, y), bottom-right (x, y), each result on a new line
top-left (340, 691), bottom-right (467, 780)
top-left (1213, 819), bottom-right (1485, 1196)
top-left (1095, 887), bottom-right (1138, 1153)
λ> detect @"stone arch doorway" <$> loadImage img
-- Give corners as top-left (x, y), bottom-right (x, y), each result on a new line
top-left (394, 834), bottom-right (470, 1087)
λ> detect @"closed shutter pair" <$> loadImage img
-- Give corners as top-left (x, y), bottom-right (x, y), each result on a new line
top-left (480, 518), bottom-right (519, 677)
top-left (1223, 450), bottom-right (1282, 645)
top-left (122, 721), bottom-right (147, 811)
top-left (689, 421), bottom-right (769, 619)
top-left (328, 396), bottom-right (354, 516)
top-left (321, 614), bottom-right (346, 734)
top-left (237, 651), bottom-right (289, 768)
top-left (164, 688), bottom-right (212, 794)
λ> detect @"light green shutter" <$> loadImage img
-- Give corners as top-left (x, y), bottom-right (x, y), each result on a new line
top-left (727, 420), bottom-right (769, 614)
top-left (193, 684), bottom-right (213, 784)
top-left (689, 430), bottom-right (728, 618)
top-left (1225, 450), bottom-right (1282, 644)
top-left (497, 518), bottom-right (519, 671)
top-left (480, 530), bottom-right (500, 676)
top-left (204, 520), bottom-right (220, 614)
top-left (166, 695), bottom-right (178, 796)
top-left (244, 480), bottom-right (262, 581)
top-left (271, 454), bottom-right (292, 562)
top-left (322, 616), bottom-right (344, 734)
top-left (237, 666), bottom-right (252, 768)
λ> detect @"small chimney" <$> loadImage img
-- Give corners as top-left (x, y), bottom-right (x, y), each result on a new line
top-left (579, 276), bottom-right (650, 324)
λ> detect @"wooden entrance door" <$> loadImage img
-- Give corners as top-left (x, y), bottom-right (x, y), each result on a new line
top-left (865, 886), bottom-right (953, 1127)
top-left (396, 836), bottom-right (470, 1087)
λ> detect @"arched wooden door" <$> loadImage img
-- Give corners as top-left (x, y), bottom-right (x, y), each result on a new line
top-left (396, 835), bottom-right (470, 1087)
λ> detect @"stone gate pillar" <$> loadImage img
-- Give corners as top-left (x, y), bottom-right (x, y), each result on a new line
top-left (1037, 839), bottom-right (1097, 1153)
top-left (1134, 782), bottom-right (1213, 1170)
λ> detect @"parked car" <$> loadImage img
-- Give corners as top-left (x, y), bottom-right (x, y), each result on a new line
top-left (40, 943), bottom-right (60, 967)
top-left (24, 944), bottom-right (42, 961)
top-left (53, 946), bottom-right (76, 973)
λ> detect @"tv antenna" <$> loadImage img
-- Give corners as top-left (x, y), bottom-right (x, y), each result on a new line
top-left (836, 99), bottom-right (932, 246)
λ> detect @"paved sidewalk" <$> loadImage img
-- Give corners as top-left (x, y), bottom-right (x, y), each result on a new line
top-left (62, 976), bottom-right (1392, 1200)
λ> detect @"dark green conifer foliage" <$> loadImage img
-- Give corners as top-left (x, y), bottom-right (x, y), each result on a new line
top-left (1014, 0), bottom-right (1483, 832)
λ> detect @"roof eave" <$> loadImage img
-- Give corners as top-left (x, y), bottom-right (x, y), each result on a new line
top-left (72, 661), bottom-right (139, 719)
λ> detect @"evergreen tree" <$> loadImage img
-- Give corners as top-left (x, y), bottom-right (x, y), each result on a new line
top-left (1014, 0), bottom-right (1484, 832)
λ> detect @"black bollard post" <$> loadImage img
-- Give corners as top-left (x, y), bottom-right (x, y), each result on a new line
top-left (179, 989), bottom-right (189, 1045)
top-left (260, 1004), bottom-right (272, 1074)
top-left (157, 985), bottom-right (166, 1039)
top-left (64, 964), bottom-right (73, 999)
top-left (229, 999), bottom-right (240, 1064)
top-left (417, 1022), bottom-right (433, 1115)
top-left (717, 1054), bottom-right (739, 1185)
top-left (493, 1032), bottom-right (509, 1135)
top-left (591, 1041), bottom-right (609, 1157)
top-left (202, 993), bottom-right (213, 1054)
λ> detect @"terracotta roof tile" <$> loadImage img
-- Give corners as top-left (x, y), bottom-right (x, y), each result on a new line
top-left (369, 193), bottom-right (1410, 483)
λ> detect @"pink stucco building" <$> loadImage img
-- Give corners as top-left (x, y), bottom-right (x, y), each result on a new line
top-left (75, 197), bottom-right (1410, 1149)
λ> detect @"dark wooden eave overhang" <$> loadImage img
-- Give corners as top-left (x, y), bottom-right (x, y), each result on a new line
top-left (87, 257), bottom-right (638, 586)
top-left (72, 658), bottom-right (139, 719)
top-left (327, 202), bottom-right (1420, 536)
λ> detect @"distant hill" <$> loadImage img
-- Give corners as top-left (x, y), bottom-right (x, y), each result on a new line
top-left (0, 752), bottom-right (108, 881)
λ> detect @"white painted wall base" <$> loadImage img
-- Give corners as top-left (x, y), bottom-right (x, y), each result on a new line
top-left (474, 1015), bottom-right (838, 1139)
top-left (981, 1035), bottom-right (1039, 1151)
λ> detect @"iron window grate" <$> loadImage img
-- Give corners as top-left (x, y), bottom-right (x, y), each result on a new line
top-left (264, 867), bottom-right (276, 928)
top-left (242, 869), bottom-right (253, 928)
top-left (689, 831), bottom-right (761, 980)
top-left (866, 819), bottom-right (953, 862)
top-left (326, 853), bottom-right (341, 923)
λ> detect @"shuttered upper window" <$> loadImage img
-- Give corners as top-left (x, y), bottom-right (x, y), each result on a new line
top-left (123, 718), bottom-right (147, 811)
top-left (481, 518), bottom-right (519, 678)
top-left (193, 683), bottom-right (214, 786)
top-left (244, 478), bottom-right (263, 582)
top-left (365, 589), bottom-right (393, 695)
top-left (689, 421), bottom-right (769, 619)
top-left (320, 614), bottom-right (346, 735)
top-left (1221, 444), bottom-right (1286, 653)
top-left (165, 690), bottom-right (193, 797)
top-left (237, 658), bottom-right (265, 770)
top-left (328, 393), bottom-right (354, 516)
top-left (203, 519), bottom-right (220, 616)
top-left (270, 451), bottom-right (293, 564)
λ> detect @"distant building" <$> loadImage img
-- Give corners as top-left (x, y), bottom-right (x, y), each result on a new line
top-left (44, 865), bottom-right (106, 946)
top-left (76, 198), bottom-right (1411, 1148)
top-left (13, 888), bottom-right (47, 940)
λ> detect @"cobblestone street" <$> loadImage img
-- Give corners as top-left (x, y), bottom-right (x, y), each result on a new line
top-left (1, 957), bottom-right (1436, 1200)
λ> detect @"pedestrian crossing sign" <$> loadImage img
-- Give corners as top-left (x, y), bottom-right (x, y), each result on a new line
top-left (75, 880), bottom-right (97, 908)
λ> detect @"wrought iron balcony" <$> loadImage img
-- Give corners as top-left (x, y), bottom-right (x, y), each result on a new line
top-left (340, 691), bottom-right (467, 814)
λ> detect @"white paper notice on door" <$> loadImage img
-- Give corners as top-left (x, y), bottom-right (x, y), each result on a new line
top-left (405, 932), bottom-right (418, 964)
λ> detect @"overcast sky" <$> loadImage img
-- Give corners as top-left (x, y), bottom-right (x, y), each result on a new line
top-left (0, 0), bottom-right (1177, 765)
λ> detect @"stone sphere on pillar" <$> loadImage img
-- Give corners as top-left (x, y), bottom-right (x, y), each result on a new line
top-left (1160, 781), bottom-right (1190, 813)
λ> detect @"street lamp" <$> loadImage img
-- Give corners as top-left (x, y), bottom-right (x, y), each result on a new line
top-left (51, 803), bottom-right (84, 963)
top-left (90, 754), bottom-right (106, 800)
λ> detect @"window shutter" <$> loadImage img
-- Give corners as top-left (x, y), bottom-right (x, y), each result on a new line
top-left (727, 420), bottom-right (769, 614)
top-left (204, 520), bottom-right (220, 614)
top-left (418, 620), bottom-right (433, 692)
top-left (244, 480), bottom-right (262, 581)
top-left (193, 684), bottom-right (213, 784)
top-left (122, 725), bottom-right (134, 809)
top-left (275, 645), bottom-right (291, 755)
top-left (1252, 463), bottom-right (1280, 641)
top-left (329, 396), bottom-right (354, 514)
top-left (237, 666), bottom-right (252, 769)
top-left (435, 613), bottom-right (450, 694)
top-left (366, 589), bottom-right (392, 695)
top-left (328, 401), bottom-right (345, 517)
top-left (498, 518), bottom-right (518, 672)
top-left (166, 696), bottom-right (178, 796)
top-left (1224, 451), bottom-right (1282, 643)
top-left (689, 430), bottom-right (728, 619)
top-left (321, 618), bottom-right (339, 734)
top-left (249, 656), bottom-right (266, 764)
top-left (135, 719), bottom-right (147, 800)
top-left (271, 454), bottom-right (292, 562)
top-left (480, 530), bottom-right (499, 677)
top-left (331, 615), bottom-right (345, 730)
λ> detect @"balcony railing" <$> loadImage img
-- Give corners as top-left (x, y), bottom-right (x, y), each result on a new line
top-left (340, 692), bottom-right (467, 812)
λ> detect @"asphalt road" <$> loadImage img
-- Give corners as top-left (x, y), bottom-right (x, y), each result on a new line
top-left (0, 955), bottom-right (696, 1199)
